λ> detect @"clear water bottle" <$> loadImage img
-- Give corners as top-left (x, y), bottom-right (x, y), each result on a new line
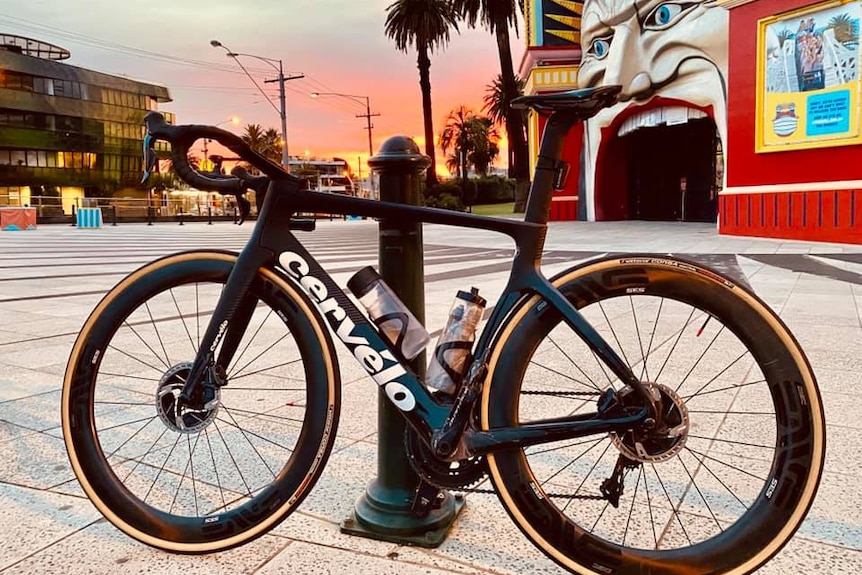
top-left (347, 266), bottom-right (430, 360)
top-left (425, 288), bottom-right (486, 394)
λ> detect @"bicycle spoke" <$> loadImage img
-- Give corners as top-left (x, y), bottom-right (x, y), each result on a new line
top-left (228, 359), bottom-right (304, 381)
top-left (598, 300), bottom-right (632, 370)
top-left (642, 298), bottom-right (664, 381)
top-left (682, 379), bottom-right (766, 401)
top-left (227, 307), bottom-right (274, 377)
top-left (652, 463), bottom-right (692, 547)
top-left (205, 429), bottom-right (227, 512)
top-left (215, 412), bottom-right (297, 454)
top-left (684, 447), bottom-right (767, 481)
top-left (654, 307), bottom-right (697, 383)
top-left (681, 349), bottom-right (751, 399)
top-left (687, 434), bottom-right (774, 450)
top-left (642, 465), bottom-right (659, 550)
top-left (673, 324), bottom-right (726, 394)
top-left (684, 448), bottom-right (751, 512)
top-left (561, 440), bottom-right (614, 515)
top-left (222, 407), bottom-right (277, 479)
top-left (545, 335), bottom-right (604, 392)
top-left (144, 432), bottom-right (182, 504)
top-left (630, 297), bottom-right (649, 382)
top-left (212, 420), bottom-right (253, 498)
top-left (677, 452), bottom-right (722, 533)
top-left (229, 332), bottom-right (293, 380)
top-left (108, 343), bottom-right (165, 375)
top-left (622, 465), bottom-right (643, 546)
top-left (144, 301), bottom-right (172, 368)
top-left (529, 359), bottom-right (602, 393)
top-left (170, 288), bottom-right (196, 356)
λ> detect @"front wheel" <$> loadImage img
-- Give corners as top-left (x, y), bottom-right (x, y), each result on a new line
top-left (482, 255), bottom-right (824, 575)
top-left (62, 251), bottom-right (340, 553)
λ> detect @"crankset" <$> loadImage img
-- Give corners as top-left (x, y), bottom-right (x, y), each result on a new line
top-left (404, 427), bottom-right (488, 490)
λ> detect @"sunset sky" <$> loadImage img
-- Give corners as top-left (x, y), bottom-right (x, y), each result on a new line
top-left (1, 1), bottom-right (524, 176)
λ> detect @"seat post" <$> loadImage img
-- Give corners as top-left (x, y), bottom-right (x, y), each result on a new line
top-left (524, 112), bottom-right (580, 225)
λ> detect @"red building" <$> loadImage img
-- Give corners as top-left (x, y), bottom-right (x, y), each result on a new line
top-left (520, 0), bottom-right (862, 244)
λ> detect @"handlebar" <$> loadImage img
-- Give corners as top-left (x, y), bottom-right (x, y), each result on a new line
top-left (141, 111), bottom-right (302, 194)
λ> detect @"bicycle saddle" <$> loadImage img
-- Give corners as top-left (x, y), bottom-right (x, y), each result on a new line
top-left (511, 85), bottom-right (622, 118)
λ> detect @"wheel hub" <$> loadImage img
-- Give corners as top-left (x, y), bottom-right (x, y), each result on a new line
top-left (155, 362), bottom-right (220, 433)
top-left (610, 382), bottom-right (689, 463)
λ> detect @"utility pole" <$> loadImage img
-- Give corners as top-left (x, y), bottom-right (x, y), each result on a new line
top-left (356, 96), bottom-right (380, 160)
top-left (265, 70), bottom-right (304, 170)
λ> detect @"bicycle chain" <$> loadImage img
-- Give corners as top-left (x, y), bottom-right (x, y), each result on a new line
top-left (408, 389), bottom-right (606, 500)
top-left (521, 390), bottom-right (603, 398)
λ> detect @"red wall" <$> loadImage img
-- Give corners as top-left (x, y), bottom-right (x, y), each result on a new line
top-left (727, 0), bottom-right (862, 187)
top-left (721, 189), bottom-right (862, 243)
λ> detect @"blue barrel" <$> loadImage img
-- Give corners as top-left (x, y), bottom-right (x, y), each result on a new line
top-left (76, 207), bottom-right (103, 229)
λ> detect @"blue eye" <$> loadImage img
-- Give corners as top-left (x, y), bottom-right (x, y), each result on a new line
top-left (644, 2), bottom-right (686, 29)
top-left (590, 37), bottom-right (612, 59)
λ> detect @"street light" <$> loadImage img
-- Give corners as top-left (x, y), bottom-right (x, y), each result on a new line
top-left (211, 39), bottom-right (302, 171)
top-left (310, 92), bottom-right (378, 159)
top-left (202, 117), bottom-right (240, 168)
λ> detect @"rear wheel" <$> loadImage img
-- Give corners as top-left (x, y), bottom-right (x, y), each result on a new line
top-left (62, 251), bottom-right (340, 553)
top-left (482, 256), bottom-right (824, 575)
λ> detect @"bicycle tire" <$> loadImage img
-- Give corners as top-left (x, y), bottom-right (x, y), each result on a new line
top-left (481, 255), bottom-right (824, 575)
top-left (62, 251), bottom-right (340, 553)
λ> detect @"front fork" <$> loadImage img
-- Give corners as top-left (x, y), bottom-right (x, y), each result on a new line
top-left (178, 247), bottom-right (270, 410)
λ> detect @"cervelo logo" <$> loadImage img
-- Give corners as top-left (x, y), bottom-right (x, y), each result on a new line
top-left (209, 320), bottom-right (229, 352)
top-left (278, 252), bottom-right (416, 411)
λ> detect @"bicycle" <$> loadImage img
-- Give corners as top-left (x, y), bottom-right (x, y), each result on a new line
top-left (62, 85), bottom-right (825, 575)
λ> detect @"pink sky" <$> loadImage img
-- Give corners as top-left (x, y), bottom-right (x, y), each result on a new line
top-left (1, 2), bottom-right (523, 176)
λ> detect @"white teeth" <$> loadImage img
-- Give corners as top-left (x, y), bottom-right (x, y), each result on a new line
top-left (617, 106), bottom-right (708, 136)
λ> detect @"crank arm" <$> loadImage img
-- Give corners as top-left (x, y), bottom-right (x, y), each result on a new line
top-left (463, 408), bottom-right (648, 457)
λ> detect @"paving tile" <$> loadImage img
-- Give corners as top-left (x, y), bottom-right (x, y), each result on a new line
top-left (0, 483), bottom-right (102, 571)
top-left (0, 520), bottom-right (288, 575)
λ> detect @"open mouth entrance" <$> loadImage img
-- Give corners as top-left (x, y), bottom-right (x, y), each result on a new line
top-left (597, 111), bottom-right (722, 222)
top-left (625, 117), bottom-right (720, 222)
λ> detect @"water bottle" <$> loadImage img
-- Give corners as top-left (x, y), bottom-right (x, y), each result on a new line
top-left (425, 288), bottom-right (486, 394)
top-left (347, 266), bottom-right (431, 360)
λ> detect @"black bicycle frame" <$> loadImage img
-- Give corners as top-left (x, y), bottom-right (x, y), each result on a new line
top-left (177, 111), bottom-right (652, 458)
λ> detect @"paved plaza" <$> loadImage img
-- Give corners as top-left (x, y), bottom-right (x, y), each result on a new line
top-left (0, 219), bottom-right (860, 574)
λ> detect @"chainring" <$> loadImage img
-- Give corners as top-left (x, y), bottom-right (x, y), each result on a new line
top-left (404, 427), bottom-right (488, 490)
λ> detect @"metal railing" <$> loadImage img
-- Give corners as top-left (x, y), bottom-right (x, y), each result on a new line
top-left (0, 194), bottom-right (250, 220)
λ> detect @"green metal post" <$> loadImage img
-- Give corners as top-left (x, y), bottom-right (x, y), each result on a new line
top-left (341, 136), bottom-right (463, 547)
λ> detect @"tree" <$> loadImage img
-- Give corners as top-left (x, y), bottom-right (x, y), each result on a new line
top-left (385, 0), bottom-right (460, 186)
top-left (241, 124), bottom-right (265, 151)
top-left (483, 73), bottom-right (526, 174)
top-left (440, 106), bottom-right (500, 183)
top-left (241, 124), bottom-right (282, 163)
top-left (453, 0), bottom-right (530, 212)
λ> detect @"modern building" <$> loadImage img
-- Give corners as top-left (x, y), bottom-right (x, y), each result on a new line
top-left (520, 0), bottom-right (862, 243)
top-left (0, 33), bottom-right (173, 215)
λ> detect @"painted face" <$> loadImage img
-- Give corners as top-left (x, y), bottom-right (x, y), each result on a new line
top-left (577, 0), bottom-right (728, 219)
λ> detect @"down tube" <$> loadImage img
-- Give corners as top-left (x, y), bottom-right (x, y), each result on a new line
top-left (272, 236), bottom-right (450, 437)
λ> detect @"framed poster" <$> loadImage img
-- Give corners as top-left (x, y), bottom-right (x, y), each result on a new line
top-left (756, 0), bottom-right (861, 152)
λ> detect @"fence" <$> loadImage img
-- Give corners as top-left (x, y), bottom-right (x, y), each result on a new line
top-left (0, 194), bottom-right (249, 222)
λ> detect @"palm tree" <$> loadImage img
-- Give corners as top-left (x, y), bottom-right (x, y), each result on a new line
top-left (241, 124), bottom-right (265, 151)
top-left (453, 0), bottom-right (530, 212)
top-left (483, 73), bottom-right (525, 174)
top-left (262, 128), bottom-right (283, 162)
top-left (440, 106), bottom-right (500, 182)
top-left (385, 0), bottom-right (460, 186)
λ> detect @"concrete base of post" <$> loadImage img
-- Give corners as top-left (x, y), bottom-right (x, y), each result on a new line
top-left (342, 489), bottom-right (464, 548)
